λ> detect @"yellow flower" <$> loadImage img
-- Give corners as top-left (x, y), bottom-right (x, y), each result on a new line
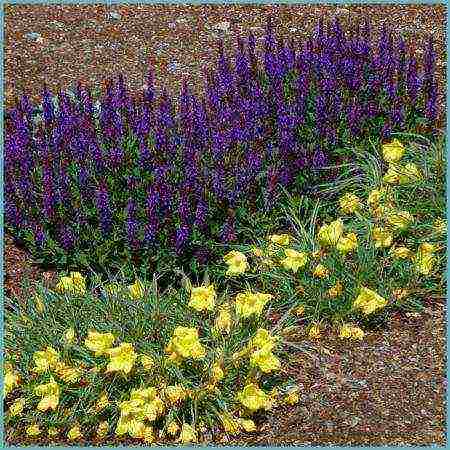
top-left (412, 242), bottom-right (436, 275)
top-left (9, 397), bottom-right (26, 417)
top-left (223, 251), bottom-right (249, 276)
top-left (284, 387), bottom-right (300, 405)
top-left (140, 354), bottom-right (155, 370)
top-left (383, 163), bottom-right (402, 184)
top-left (34, 294), bottom-right (45, 313)
top-left (214, 306), bottom-right (232, 334)
top-left (336, 232), bottom-right (358, 255)
top-left (4, 369), bottom-right (20, 397)
top-left (167, 421), bottom-right (180, 436)
top-left (414, 252), bottom-right (435, 275)
top-left (237, 383), bottom-right (269, 412)
top-left (317, 219), bottom-right (344, 247)
top-left (239, 419), bottom-right (257, 432)
top-left (84, 331), bottom-right (115, 356)
top-left (220, 413), bottom-right (241, 434)
top-left (68, 425), bottom-right (83, 440)
top-left (96, 421), bottom-right (109, 439)
top-left (54, 276), bottom-right (74, 294)
top-left (129, 279), bottom-right (144, 299)
top-left (382, 139), bottom-right (405, 163)
top-left (391, 246), bottom-right (413, 259)
top-left (339, 323), bottom-right (365, 340)
top-left (94, 392), bottom-right (110, 412)
top-left (269, 233), bottom-right (291, 246)
top-left (54, 362), bottom-right (82, 384)
top-left (252, 328), bottom-right (277, 351)
top-left (143, 426), bottom-right (154, 443)
top-left (433, 218), bottom-right (446, 235)
top-left (63, 327), bottom-right (75, 345)
top-left (308, 323), bottom-right (321, 339)
top-left (419, 242), bottom-right (436, 254)
top-left (353, 287), bottom-right (388, 315)
top-left (294, 304), bottom-right (305, 316)
top-left (166, 326), bottom-right (206, 360)
top-left (32, 346), bottom-right (60, 373)
top-left (47, 427), bottom-right (60, 438)
top-left (372, 227), bottom-right (393, 248)
top-left (178, 423), bottom-right (197, 444)
top-left (367, 188), bottom-right (384, 207)
top-left (26, 424), bottom-right (41, 437)
top-left (250, 345), bottom-right (281, 373)
top-left (281, 248), bottom-right (308, 273)
top-left (189, 285), bottom-right (216, 312)
top-left (313, 264), bottom-right (329, 278)
top-left (106, 342), bottom-right (138, 375)
top-left (104, 282), bottom-right (121, 296)
top-left (400, 162), bottom-right (422, 183)
top-left (212, 362), bottom-right (225, 382)
top-left (235, 292), bottom-right (272, 318)
top-left (327, 281), bottom-right (344, 298)
top-left (35, 377), bottom-right (60, 412)
top-left (55, 272), bottom-right (86, 295)
top-left (164, 385), bottom-right (187, 404)
top-left (339, 193), bottom-right (360, 214)
top-left (386, 211), bottom-right (413, 231)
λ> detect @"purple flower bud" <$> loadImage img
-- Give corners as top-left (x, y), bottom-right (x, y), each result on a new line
top-left (312, 146), bottom-right (328, 169)
top-left (175, 225), bottom-right (190, 254)
top-left (220, 217), bottom-right (236, 243)
top-left (95, 182), bottom-right (112, 235)
top-left (58, 224), bottom-right (75, 251)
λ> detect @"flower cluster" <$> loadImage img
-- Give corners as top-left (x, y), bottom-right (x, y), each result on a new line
top-left (225, 138), bottom-right (443, 341)
top-left (4, 272), bottom-right (298, 446)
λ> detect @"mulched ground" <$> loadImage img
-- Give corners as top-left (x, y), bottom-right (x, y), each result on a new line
top-left (4, 3), bottom-right (447, 447)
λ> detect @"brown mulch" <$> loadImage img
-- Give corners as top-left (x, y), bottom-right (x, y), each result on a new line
top-left (4, 3), bottom-right (447, 447)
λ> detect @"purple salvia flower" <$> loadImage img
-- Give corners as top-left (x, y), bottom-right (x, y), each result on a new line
top-left (425, 80), bottom-right (438, 124)
top-left (109, 146), bottom-right (124, 170)
top-left (42, 162), bottom-right (56, 220)
top-left (381, 121), bottom-right (392, 140)
top-left (406, 56), bottom-right (421, 105)
top-left (175, 225), bottom-right (190, 254)
top-left (126, 199), bottom-right (140, 250)
top-left (58, 224), bottom-right (75, 251)
top-left (312, 146), bottom-right (328, 169)
top-left (194, 198), bottom-right (208, 230)
top-left (220, 217), bottom-right (236, 243)
top-left (95, 182), bottom-right (112, 235)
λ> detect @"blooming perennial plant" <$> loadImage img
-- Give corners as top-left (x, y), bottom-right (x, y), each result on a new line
top-left (5, 18), bottom-right (439, 272)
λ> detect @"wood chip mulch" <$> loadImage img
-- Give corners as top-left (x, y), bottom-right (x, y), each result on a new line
top-left (4, 3), bottom-right (447, 447)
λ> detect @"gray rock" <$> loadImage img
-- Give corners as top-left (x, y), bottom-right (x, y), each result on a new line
top-left (25, 32), bottom-right (42, 40)
top-left (108, 11), bottom-right (121, 21)
top-left (214, 21), bottom-right (230, 32)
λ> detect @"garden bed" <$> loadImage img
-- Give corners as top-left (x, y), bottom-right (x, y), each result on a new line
top-left (4, 3), bottom-right (447, 447)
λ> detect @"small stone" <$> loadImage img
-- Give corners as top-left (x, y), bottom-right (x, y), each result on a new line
top-left (348, 416), bottom-right (361, 427)
top-left (25, 32), bottom-right (42, 40)
top-left (214, 21), bottom-right (230, 32)
top-left (108, 11), bottom-right (121, 20)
